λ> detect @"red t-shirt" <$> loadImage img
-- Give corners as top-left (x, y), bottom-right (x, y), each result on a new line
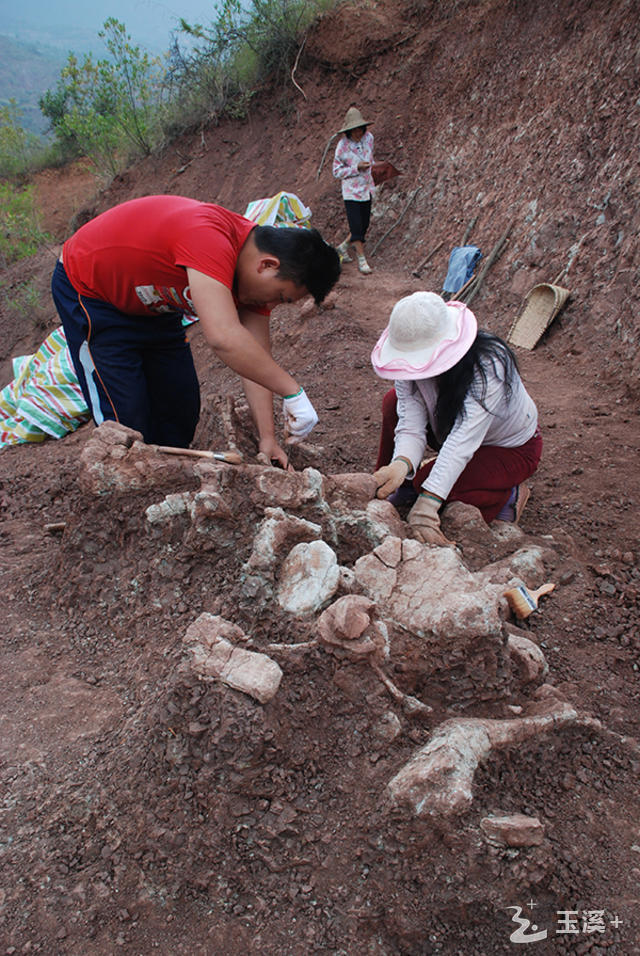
top-left (63, 195), bottom-right (260, 316)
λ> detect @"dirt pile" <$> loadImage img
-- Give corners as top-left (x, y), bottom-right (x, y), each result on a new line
top-left (1, 0), bottom-right (640, 952)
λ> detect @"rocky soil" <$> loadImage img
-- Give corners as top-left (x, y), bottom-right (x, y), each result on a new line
top-left (1, 0), bottom-right (639, 953)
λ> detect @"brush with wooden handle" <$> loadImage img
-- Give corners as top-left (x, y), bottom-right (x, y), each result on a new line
top-left (155, 445), bottom-right (243, 465)
top-left (504, 582), bottom-right (555, 619)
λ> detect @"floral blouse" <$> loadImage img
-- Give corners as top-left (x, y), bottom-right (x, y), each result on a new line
top-left (332, 131), bottom-right (375, 201)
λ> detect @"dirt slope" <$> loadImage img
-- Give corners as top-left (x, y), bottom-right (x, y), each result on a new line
top-left (1, 0), bottom-right (640, 953)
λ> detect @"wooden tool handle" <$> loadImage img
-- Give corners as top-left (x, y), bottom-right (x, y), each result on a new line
top-left (155, 445), bottom-right (243, 465)
top-left (531, 582), bottom-right (556, 600)
top-left (156, 445), bottom-right (211, 458)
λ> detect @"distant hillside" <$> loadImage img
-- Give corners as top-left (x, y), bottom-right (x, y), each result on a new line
top-left (0, 34), bottom-right (66, 137)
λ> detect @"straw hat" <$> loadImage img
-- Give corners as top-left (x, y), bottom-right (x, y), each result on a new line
top-left (371, 292), bottom-right (478, 380)
top-left (338, 106), bottom-right (372, 134)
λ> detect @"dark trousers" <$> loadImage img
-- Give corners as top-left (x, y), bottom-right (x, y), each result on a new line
top-left (51, 260), bottom-right (200, 447)
top-left (376, 387), bottom-right (543, 523)
top-left (344, 199), bottom-right (371, 243)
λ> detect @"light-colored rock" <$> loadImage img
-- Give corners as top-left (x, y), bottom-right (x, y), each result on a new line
top-left (401, 538), bottom-right (424, 561)
top-left (507, 630), bottom-right (548, 683)
top-left (488, 546), bottom-right (549, 585)
top-left (366, 499), bottom-right (409, 539)
top-left (218, 648), bottom-right (283, 703)
top-left (192, 460), bottom-right (239, 491)
top-left (191, 489), bottom-right (233, 525)
top-left (330, 503), bottom-right (407, 559)
top-left (353, 531), bottom-right (552, 704)
top-left (373, 536), bottom-right (403, 568)
top-left (185, 613), bottom-right (246, 649)
top-left (356, 539), bottom-right (505, 639)
top-left (387, 701), bottom-right (578, 816)
top-left (319, 595), bottom-right (373, 641)
top-left (324, 473), bottom-right (380, 511)
top-left (277, 540), bottom-right (341, 615)
top-left (254, 466), bottom-right (325, 509)
top-left (480, 813), bottom-right (545, 847)
top-left (490, 522), bottom-right (526, 544)
top-left (184, 613), bottom-right (282, 703)
top-left (146, 492), bottom-right (193, 524)
top-left (244, 508), bottom-right (322, 573)
top-left (319, 289), bottom-right (338, 310)
top-left (99, 420), bottom-right (141, 447)
top-left (80, 423), bottom-right (193, 494)
top-left (145, 489), bottom-right (234, 526)
top-left (375, 711), bottom-right (403, 742)
top-left (298, 297), bottom-right (316, 317)
top-left (352, 553), bottom-right (398, 602)
top-left (441, 500), bottom-right (491, 540)
top-left (316, 595), bottom-right (389, 660)
top-left (80, 423), bottom-right (146, 493)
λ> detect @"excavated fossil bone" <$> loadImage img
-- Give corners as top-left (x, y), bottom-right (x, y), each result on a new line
top-left (387, 701), bottom-right (578, 816)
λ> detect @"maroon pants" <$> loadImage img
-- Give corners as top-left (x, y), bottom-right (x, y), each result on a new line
top-left (375, 388), bottom-right (542, 523)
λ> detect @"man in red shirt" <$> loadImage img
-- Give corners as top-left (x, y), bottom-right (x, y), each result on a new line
top-left (51, 195), bottom-right (340, 466)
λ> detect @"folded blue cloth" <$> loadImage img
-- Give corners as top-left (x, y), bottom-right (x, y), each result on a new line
top-left (442, 245), bottom-right (482, 295)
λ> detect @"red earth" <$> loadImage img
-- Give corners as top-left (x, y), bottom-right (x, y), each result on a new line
top-left (1, 0), bottom-right (639, 952)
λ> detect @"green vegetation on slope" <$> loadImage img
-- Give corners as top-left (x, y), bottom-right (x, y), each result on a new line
top-left (0, 0), bottom-right (335, 264)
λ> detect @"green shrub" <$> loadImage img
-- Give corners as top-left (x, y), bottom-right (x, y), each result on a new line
top-left (0, 0), bottom-right (337, 220)
top-left (166, 0), bottom-right (336, 136)
top-left (0, 183), bottom-right (51, 266)
top-left (0, 101), bottom-right (47, 181)
top-left (0, 277), bottom-right (43, 325)
top-left (39, 19), bottom-right (167, 179)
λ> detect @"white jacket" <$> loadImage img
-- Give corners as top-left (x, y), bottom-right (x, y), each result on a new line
top-left (393, 362), bottom-right (538, 500)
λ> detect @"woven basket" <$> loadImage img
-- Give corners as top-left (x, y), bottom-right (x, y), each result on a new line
top-left (507, 283), bottom-right (571, 350)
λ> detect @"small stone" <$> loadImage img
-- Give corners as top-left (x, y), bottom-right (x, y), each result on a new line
top-left (480, 813), bottom-right (545, 847)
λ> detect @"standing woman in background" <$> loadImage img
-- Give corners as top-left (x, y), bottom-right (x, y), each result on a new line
top-left (332, 106), bottom-right (375, 275)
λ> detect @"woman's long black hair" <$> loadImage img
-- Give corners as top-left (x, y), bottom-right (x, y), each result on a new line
top-left (434, 331), bottom-right (519, 441)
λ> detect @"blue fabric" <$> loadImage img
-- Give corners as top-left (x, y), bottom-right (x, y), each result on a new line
top-left (442, 245), bottom-right (482, 294)
top-left (496, 485), bottom-right (518, 521)
top-left (387, 481), bottom-right (418, 509)
top-left (52, 261), bottom-right (200, 447)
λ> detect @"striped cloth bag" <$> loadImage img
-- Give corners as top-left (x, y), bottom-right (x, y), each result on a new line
top-left (244, 191), bottom-right (312, 228)
top-left (0, 326), bottom-right (89, 448)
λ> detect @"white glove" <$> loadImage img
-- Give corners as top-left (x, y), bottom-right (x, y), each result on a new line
top-left (282, 387), bottom-right (318, 444)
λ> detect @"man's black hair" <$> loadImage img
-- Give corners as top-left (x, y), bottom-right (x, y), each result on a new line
top-left (434, 331), bottom-right (519, 441)
top-left (253, 225), bottom-right (341, 304)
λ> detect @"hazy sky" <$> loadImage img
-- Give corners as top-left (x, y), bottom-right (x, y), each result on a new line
top-left (0, 0), bottom-right (218, 54)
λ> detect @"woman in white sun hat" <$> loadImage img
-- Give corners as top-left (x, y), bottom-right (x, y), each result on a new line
top-left (371, 291), bottom-right (542, 546)
top-left (332, 106), bottom-right (375, 275)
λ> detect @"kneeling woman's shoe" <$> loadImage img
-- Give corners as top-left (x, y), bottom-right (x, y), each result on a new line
top-left (514, 483), bottom-right (530, 522)
top-left (496, 483), bottom-right (530, 522)
top-left (357, 254), bottom-right (372, 274)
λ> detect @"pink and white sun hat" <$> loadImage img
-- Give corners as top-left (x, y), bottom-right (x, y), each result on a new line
top-left (371, 291), bottom-right (478, 380)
